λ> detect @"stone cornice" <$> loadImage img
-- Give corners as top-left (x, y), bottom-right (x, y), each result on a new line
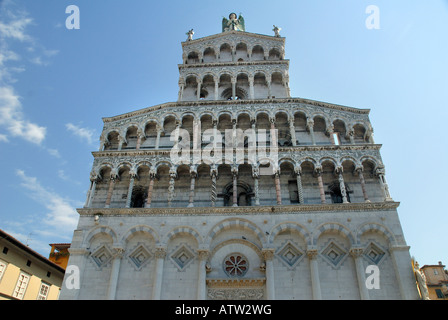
top-left (77, 201), bottom-right (400, 217)
top-left (181, 30), bottom-right (285, 47)
top-left (91, 144), bottom-right (382, 158)
top-left (178, 59), bottom-right (289, 70)
top-left (102, 98), bottom-right (370, 123)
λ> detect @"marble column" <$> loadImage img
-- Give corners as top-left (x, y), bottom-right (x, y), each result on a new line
top-left (155, 125), bottom-right (162, 150)
top-left (249, 76), bottom-right (255, 99)
top-left (231, 77), bottom-right (236, 100)
top-left (210, 168), bottom-right (217, 207)
top-left (152, 246), bottom-right (167, 300)
top-left (262, 248), bottom-right (275, 300)
top-left (295, 168), bottom-right (304, 204)
top-left (145, 171), bottom-right (156, 208)
top-left (315, 167), bottom-right (326, 204)
top-left (188, 169), bottom-right (197, 207)
top-left (274, 171), bottom-right (282, 205)
top-left (197, 249), bottom-right (210, 300)
top-left (86, 175), bottom-right (98, 208)
top-left (376, 168), bottom-right (393, 201)
top-left (356, 166), bottom-right (370, 202)
top-left (104, 173), bottom-right (118, 208)
top-left (107, 248), bottom-right (124, 300)
top-left (307, 248), bottom-right (322, 300)
top-left (167, 171), bottom-right (177, 208)
top-left (214, 76), bottom-right (219, 100)
top-left (336, 166), bottom-right (349, 203)
top-left (136, 130), bottom-right (144, 150)
top-left (289, 120), bottom-right (297, 146)
top-left (350, 247), bottom-right (369, 300)
top-left (252, 167), bottom-right (260, 206)
top-left (307, 118), bottom-right (316, 145)
top-left (232, 167), bottom-right (238, 207)
top-left (125, 172), bottom-right (136, 208)
top-left (327, 124), bottom-right (335, 145)
top-left (197, 80), bottom-right (202, 101)
top-left (389, 245), bottom-right (418, 300)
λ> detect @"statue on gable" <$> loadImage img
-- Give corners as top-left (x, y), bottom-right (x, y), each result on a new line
top-left (222, 12), bottom-right (245, 32)
top-left (186, 29), bottom-right (194, 41)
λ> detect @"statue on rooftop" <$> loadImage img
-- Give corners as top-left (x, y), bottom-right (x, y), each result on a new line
top-left (222, 12), bottom-right (245, 32)
top-left (186, 29), bottom-right (194, 41)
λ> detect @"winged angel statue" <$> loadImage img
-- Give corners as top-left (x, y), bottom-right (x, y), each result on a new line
top-left (222, 13), bottom-right (245, 32)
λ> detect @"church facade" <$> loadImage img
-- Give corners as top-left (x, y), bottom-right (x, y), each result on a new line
top-left (60, 13), bottom-right (419, 300)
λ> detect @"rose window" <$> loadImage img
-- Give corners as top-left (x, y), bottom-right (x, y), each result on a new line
top-left (223, 253), bottom-right (248, 277)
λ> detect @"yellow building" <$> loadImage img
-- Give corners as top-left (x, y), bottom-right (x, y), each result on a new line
top-left (0, 229), bottom-right (65, 300)
top-left (421, 262), bottom-right (448, 300)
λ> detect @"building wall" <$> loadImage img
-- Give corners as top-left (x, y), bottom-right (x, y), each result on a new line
top-left (60, 206), bottom-right (418, 300)
top-left (0, 239), bottom-right (63, 300)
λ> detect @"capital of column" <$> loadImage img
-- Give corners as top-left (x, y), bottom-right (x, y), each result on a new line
top-left (112, 247), bottom-right (125, 259)
top-left (154, 246), bottom-right (167, 259)
top-left (306, 249), bottom-right (319, 260)
top-left (262, 248), bottom-right (275, 261)
top-left (349, 247), bottom-right (364, 259)
top-left (198, 249), bottom-right (210, 261)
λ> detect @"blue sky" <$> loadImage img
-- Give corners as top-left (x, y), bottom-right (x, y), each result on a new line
top-left (0, 0), bottom-right (447, 267)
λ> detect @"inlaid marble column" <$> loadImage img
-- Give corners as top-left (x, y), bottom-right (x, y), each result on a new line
top-left (232, 166), bottom-right (238, 207)
top-left (327, 124), bottom-right (335, 145)
top-left (85, 173), bottom-right (98, 208)
top-left (197, 248), bottom-right (210, 300)
top-left (350, 247), bottom-right (369, 300)
top-left (178, 79), bottom-right (185, 101)
top-left (125, 171), bottom-right (137, 208)
top-left (307, 248), bottom-right (322, 300)
top-left (294, 167), bottom-right (304, 204)
top-left (105, 171), bottom-right (118, 208)
top-left (117, 136), bottom-right (125, 151)
top-left (274, 170), bottom-right (282, 205)
top-left (307, 118), bottom-right (316, 145)
top-left (315, 167), bottom-right (326, 204)
top-left (155, 125), bottom-right (162, 150)
top-left (152, 246), bottom-right (167, 300)
top-left (145, 170), bottom-right (156, 208)
top-left (210, 168), bottom-right (218, 207)
top-left (336, 166), bottom-right (349, 203)
top-left (348, 128), bottom-right (355, 144)
top-left (249, 75), bottom-right (255, 99)
top-left (135, 130), bottom-right (144, 150)
top-left (289, 119), bottom-right (297, 146)
top-left (167, 170), bottom-right (177, 208)
top-left (214, 76), bottom-right (219, 100)
top-left (252, 166), bottom-right (260, 206)
top-left (107, 247), bottom-right (124, 300)
top-left (231, 77), bottom-right (237, 100)
top-left (356, 166), bottom-right (370, 202)
top-left (262, 248), bottom-right (275, 300)
top-left (196, 79), bottom-right (202, 101)
top-left (376, 167), bottom-right (393, 201)
top-left (188, 168), bottom-right (197, 207)
top-left (266, 74), bottom-right (272, 98)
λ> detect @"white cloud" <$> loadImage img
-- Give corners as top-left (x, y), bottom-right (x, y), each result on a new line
top-left (0, 133), bottom-right (9, 142)
top-left (66, 123), bottom-right (96, 146)
top-left (0, 86), bottom-right (47, 144)
top-left (16, 169), bottom-right (79, 232)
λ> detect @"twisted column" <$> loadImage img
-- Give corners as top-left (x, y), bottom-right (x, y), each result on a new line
top-left (274, 170), bottom-right (282, 205)
top-left (210, 168), bottom-right (217, 207)
top-left (295, 167), bottom-right (304, 204)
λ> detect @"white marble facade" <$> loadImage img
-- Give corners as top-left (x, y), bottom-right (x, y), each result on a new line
top-left (60, 15), bottom-right (419, 300)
